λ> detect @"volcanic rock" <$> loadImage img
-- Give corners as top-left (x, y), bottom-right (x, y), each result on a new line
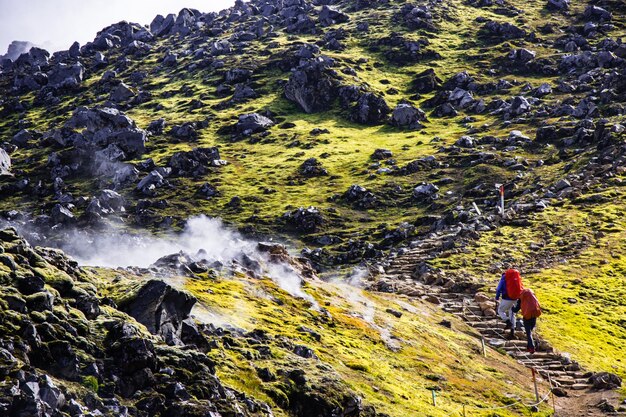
top-left (119, 280), bottom-right (196, 346)
top-left (284, 57), bottom-right (339, 113)
top-left (391, 103), bottom-right (426, 129)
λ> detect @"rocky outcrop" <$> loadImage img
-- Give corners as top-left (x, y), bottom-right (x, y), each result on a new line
top-left (65, 106), bottom-right (147, 157)
top-left (348, 92), bottom-right (391, 124)
top-left (391, 103), bottom-right (427, 129)
top-left (0, 228), bottom-right (268, 416)
top-left (118, 280), bottom-right (196, 346)
top-left (481, 21), bottom-right (526, 40)
top-left (285, 57), bottom-right (339, 113)
top-left (47, 63), bottom-right (84, 89)
top-left (299, 158), bottom-right (328, 177)
top-left (411, 68), bottom-right (441, 93)
top-left (236, 113), bottom-right (275, 134)
top-left (283, 207), bottom-right (324, 233)
top-left (167, 147), bottom-right (224, 177)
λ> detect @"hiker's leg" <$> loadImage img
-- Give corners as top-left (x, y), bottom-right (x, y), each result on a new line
top-left (524, 318), bottom-right (536, 350)
top-left (508, 305), bottom-right (516, 338)
top-left (498, 299), bottom-right (515, 322)
top-left (507, 304), bottom-right (516, 327)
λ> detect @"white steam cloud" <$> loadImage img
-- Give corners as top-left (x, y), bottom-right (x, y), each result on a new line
top-left (7, 215), bottom-right (316, 305)
top-left (66, 216), bottom-right (253, 268)
top-left (331, 268), bottom-right (401, 351)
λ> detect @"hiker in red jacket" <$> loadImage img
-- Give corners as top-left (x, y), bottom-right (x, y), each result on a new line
top-left (514, 288), bottom-right (542, 353)
top-left (495, 268), bottom-right (524, 339)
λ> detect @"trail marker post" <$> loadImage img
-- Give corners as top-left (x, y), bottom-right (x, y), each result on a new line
top-left (481, 337), bottom-right (487, 357)
top-left (431, 390), bottom-right (437, 407)
top-left (531, 368), bottom-right (540, 403)
top-left (547, 373), bottom-right (556, 415)
top-left (472, 202), bottom-right (482, 216)
top-left (495, 183), bottom-right (505, 216)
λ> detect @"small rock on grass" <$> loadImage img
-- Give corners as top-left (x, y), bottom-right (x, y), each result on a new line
top-left (386, 308), bottom-right (403, 318)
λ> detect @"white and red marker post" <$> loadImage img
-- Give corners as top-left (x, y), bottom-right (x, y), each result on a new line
top-left (495, 183), bottom-right (505, 216)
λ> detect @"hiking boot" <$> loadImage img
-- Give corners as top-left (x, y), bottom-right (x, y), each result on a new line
top-left (527, 348), bottom-right (536, 354)
top-left (503, 321), bottom-right (512, 330)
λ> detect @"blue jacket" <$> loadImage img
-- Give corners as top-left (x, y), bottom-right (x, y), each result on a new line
top-left (495, 274), bottom-right (511, 300)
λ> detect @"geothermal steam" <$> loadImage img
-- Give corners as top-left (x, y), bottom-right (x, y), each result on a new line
top-left (11, 215), bottom-right (315, 304)
top-left (333, 268), bottom-right (400, 350)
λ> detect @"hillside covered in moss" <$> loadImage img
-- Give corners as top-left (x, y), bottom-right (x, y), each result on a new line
top-left (1, 0), bottom-right (626, 415)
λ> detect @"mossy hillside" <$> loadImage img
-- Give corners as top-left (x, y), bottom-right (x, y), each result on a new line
top-left (1, 0), bottom-right (602, 244)
top-left (185, 273), bottom-right (553, 416)
top-left (1, 0), bottom-right (626, 407)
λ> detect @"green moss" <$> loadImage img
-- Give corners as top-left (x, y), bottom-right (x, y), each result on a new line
top-left (81, 375), bottom-right (99, 392)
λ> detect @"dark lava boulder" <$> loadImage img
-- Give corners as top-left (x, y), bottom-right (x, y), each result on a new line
top-left (413, 182), bottom-right (440, 201)
top-left (118, 280), bottom-right (196, 346)
top-left (371, 148), bottom-right (393, 160)
top-left (508, 48), bottom-right (536, 64)
top-left (547, 0), bottom-right (569, 10)
top-left (299, 158), bottom-right (328, 177)
top-left (343, 185), bottom-right (378, 209)
top-left (225, 68), bottom-right (252, 84)
top-left (283, 207), bottom-right (324, 233)
top-left (319, 6), bottom-right (350, 26)
top-left (65, 107), bottom-right (135, 132)
top-left (170, 122), bottom-right (198, 141)
top-left (411, 68), bottom-right (441, 93)
top-left (398, 3), bottom-right (436, 31)
top-left (481, 21), bottom-right (526, 40)
top-left (65, 107), bottom-right (147, 157)
top-left (348, 92), bottom-right (391, 125)
top-left (391, 103), bottom-right (427, 129)
top-left (109, 82), bottom-right (136, 102)
top-left (584, 5), bottom-right (612, 21)
top-left (11, 129), bottom-right (35, 148)
top-left (285, 57), bottom-right (339, 113)
top-left (47, 62), bottom-right (84, 89)
top-left (105, 323), bottom-right (159, 396)
top-left (236, 113), bottom-right (274, 135)
top-left (589, 372), bottom-right (622, 390)
top-left (168, 147), bottom-right (223, 177)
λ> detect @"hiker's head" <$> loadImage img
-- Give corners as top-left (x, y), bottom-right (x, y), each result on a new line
top-left (503, 263), bottom-right (513, 271)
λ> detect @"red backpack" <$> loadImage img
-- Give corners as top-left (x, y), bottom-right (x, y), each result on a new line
top-left (520, 289), bottom-right (542, 319)
top-left (505, 269), bottom-right (524, 300)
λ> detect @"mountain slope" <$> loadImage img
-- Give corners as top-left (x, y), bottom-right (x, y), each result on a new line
top-left (1, 0), bottom-right (626, 414)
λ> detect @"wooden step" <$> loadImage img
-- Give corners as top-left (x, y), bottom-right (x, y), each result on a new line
top-left (534, 362), bottom-right (567, 369)
top-left (483, 330), bottom-right (525, 339)
top-left (505, 340), bottom-right (528, 348)
top-left (540, 370), bottom-right (588, 379)
top-left (514, 352), bottom-right (559, 360)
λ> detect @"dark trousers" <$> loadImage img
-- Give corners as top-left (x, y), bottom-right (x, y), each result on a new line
top-left (523, 318), bottom-right (537, 350)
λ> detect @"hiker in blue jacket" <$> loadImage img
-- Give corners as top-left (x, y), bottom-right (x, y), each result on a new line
top-left (495, 271), bottom-right (517, 337)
